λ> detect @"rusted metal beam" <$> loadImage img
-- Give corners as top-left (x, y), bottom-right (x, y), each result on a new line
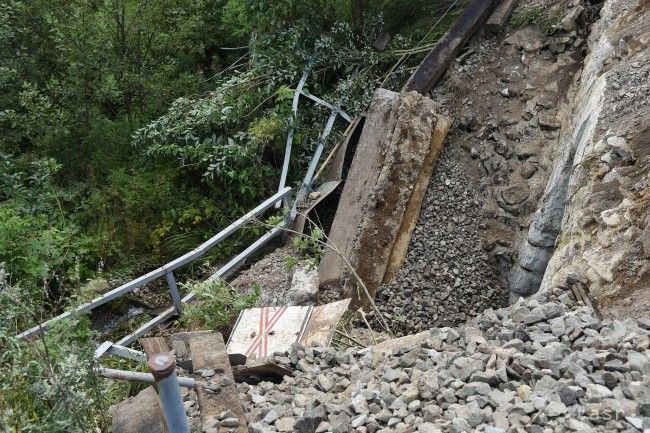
top-left (403, 0), bottom-right (499, 94)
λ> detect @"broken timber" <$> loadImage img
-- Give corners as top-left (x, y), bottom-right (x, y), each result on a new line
top-left (318, 89), bottom-right (450, 308)
top-left (403, 0), bottom-right (498, 94)
top-left (109, 338), bottom-right (174, 433)
top-left (140, 337), bottom-right (171, 359)
top-left (188, 332), bottom-right (248, 433)
top-left (485, 0), bottom-right (519, 35)
top-left (113, 387), bottom-right (169, 433)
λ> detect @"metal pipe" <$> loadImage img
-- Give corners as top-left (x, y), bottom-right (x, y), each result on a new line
top-left (148, 353), bottom-right (190, 433)
top-left (96, 367), bottom-right (196, 388)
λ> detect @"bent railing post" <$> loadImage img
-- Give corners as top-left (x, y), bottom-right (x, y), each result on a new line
top-left (277, 60), bottom-right (313, 208)
top-left (165, 271), bottom-right (183, 314)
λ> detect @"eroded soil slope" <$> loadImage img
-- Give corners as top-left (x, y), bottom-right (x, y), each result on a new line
top-left (376, 0), bottom-right (601, 335)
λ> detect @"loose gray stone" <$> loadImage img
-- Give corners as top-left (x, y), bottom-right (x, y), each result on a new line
top-left (275, 417), bottom-right (296, 432)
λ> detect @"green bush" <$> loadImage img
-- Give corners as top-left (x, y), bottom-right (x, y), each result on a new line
top-left (179, 280), bottom-right (260, 331)
top-left (0, 306), bottom-right (109, 432)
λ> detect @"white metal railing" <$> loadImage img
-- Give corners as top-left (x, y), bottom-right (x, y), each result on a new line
top-left (16, 187), bottom-right (292, 340)
top-left (16, 62), bottom-right (351, 360)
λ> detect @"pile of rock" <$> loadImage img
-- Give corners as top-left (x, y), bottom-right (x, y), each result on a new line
top-left (237, 285), bottom-right (649, 432)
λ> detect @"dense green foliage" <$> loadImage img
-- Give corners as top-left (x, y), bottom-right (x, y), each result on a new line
top-left (0, 0), bottom-right (462, 430)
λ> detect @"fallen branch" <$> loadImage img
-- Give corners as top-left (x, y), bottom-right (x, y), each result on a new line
top-left (334, 329), bottom-right (367, 348)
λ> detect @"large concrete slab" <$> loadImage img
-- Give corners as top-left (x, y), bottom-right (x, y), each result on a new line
top-left (318, 89), bottom-right (449, 307)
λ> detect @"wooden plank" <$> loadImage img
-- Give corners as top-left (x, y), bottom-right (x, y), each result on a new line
top-left (403, 0), bottom-right (498, 94)
top-left (485, 0), bottom-right (519, 34)
top-left (139, 337), bottom-right (171, 359)
top-left (113, 386), bottom-right (169, 433)
top-left (383, 117), bottom-right (450, 283)
top-left (188, 332), bottom-right (248, 433)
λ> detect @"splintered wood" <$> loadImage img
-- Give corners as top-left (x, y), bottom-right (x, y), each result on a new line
top-left (318, 89), bottom-right (450, 308)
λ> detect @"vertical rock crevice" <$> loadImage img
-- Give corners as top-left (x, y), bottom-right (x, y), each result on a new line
top-left (511, 0), bottom-right (650, 319)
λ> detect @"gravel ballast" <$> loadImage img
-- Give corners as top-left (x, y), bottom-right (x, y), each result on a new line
top-left (375, 144), bottom-right (508, 336)
top-left (234, 284), bottom-right (649, 433)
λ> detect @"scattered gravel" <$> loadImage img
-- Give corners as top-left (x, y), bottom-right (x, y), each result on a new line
top-left (238, 285), bottom-right (650, 433)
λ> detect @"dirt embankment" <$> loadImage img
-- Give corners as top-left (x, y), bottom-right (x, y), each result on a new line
top-left (376, 0), bottom-right (602, 335)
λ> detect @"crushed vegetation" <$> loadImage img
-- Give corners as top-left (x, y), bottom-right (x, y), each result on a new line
top-left (179, 280), bottom-right (260, 331)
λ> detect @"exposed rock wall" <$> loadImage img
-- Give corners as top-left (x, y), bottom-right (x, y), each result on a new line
top-left (508, 0), bottom-right (603, 299)
top-left (516, 0), bottom-right (650, 318)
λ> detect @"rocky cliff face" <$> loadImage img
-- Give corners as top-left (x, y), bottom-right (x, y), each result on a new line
top-left (538, 0), bottom-right (650, 319)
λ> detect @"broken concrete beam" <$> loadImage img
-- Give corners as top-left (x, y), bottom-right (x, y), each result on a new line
top-left (318, 89), bottom-right (400, 302)
top-left (113, 386), bottom-right (169, 433)
top-left (227, 306), bottom-right (312, 358)
top-left (318, 89), bottom-right (449, 308)
top-left (188, 332), bottom-right (248, 433)
top-left (403, 0), bottom-right (498, 94)
top-left (300, 298), bottom-right (351, 347)
top-left (485, 0), bottom-right (519, 34)
top-left (384, 115), bottom-right (450, 283)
